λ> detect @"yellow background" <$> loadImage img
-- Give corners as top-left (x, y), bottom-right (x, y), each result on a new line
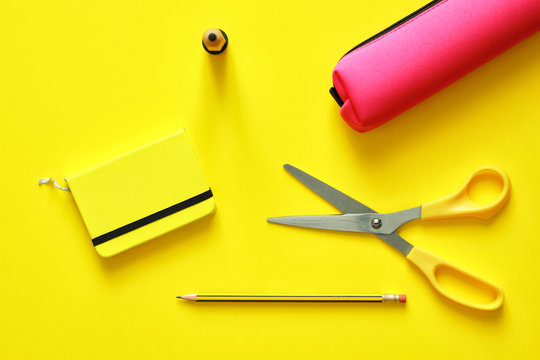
top-left (1, 0), bottom-right (539, 358)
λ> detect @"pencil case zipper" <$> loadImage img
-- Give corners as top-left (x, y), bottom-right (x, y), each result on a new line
top-left (330, 0), bottom-right (445, 106)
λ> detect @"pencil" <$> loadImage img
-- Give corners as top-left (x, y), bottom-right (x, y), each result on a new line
top-left (177, 294), bottom-right (406, 303)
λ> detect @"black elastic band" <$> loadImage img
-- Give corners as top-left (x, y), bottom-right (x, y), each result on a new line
top-left (92, 189), bottom-right (213, 246)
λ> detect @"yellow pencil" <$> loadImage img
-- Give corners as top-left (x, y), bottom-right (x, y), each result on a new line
top-left (177, 294), bottom-right (406, 303)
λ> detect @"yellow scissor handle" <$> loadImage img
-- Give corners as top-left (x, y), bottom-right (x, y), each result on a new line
top-left (421, 167), bottom-right (510, 220)
top-left (407, 246), bottom-right (504, 311)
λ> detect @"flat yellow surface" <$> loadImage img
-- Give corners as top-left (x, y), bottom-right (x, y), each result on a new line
top-left (1, 0), bottom-right (539, 359)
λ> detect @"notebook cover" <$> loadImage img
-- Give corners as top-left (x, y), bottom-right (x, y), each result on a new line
top-left (66, 129), bottom-right (215, 257)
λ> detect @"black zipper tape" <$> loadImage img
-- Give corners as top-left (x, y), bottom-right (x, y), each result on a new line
top-left (343, 0), bottom-right (444, 57)
top-left (330, 0), bottom-right (445, 106)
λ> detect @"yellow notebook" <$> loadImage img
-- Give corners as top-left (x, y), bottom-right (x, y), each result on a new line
top-left (52, 129), bottom-right (215, 257)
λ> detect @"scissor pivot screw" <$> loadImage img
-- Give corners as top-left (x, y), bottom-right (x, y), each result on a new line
top-left (371, 218), bottom-right (382, 229)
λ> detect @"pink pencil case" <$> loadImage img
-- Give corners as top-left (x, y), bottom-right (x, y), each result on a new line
top-left (330, 0), bottom-right (540, 132)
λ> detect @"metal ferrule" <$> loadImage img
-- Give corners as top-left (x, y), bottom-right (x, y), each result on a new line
top-left (382, 294), bottom-right (401, 303)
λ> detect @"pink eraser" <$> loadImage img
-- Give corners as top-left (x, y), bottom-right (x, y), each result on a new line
top-left (399, 294), bottom-right (407, 303)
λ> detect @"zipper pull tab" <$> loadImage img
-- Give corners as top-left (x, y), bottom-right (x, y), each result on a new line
top-left (329, 87), bottom-right (344, 107)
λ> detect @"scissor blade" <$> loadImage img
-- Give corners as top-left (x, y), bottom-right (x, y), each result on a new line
top-left (267, 214), bottom-right (374, 233)
top-left (269, 209), bottom-right (421, 235)
top-left (375, 233), bottom-right (413, 256)
top-left (281, 164), bottom-right (414, 256)
top-left (267, 215), bottom-right (413, 254)
top-left (283, 164), bottom-right (373, 214)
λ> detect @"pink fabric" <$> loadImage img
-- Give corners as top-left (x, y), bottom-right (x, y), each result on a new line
top-left (332, 0), bottom-right (540, 132)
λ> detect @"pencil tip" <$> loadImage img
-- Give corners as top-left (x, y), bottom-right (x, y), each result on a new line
top-left (178, 294), bottom-right (197, 301)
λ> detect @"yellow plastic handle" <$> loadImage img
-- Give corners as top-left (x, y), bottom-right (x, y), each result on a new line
top-left (407, 247), bottom-right (504, 311)
top-left (421, 167), bottom-right (510, 220)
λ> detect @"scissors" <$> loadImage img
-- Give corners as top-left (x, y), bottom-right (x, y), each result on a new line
top-left (267, 165), bottom-right (510, 311)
